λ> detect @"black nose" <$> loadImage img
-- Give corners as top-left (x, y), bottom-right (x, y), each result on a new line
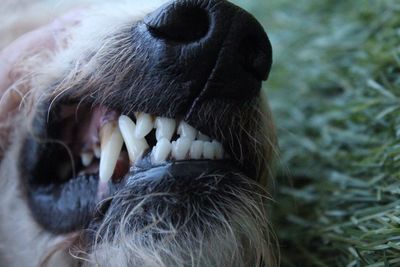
top-left (120, 0), bottom-right (272, 120)
top-left (144, 2), bottom-right (209, 43)
top-left (144, 0), bottom-right (272, 90)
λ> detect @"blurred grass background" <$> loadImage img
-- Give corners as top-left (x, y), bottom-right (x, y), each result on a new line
top-left (231, 0), bottom-right (400, 266)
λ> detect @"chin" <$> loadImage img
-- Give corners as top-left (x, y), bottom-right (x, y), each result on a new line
top-left (0, 0), bottom-right (277, 266)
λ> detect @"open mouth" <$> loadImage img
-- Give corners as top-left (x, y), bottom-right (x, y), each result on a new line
top-left (22, 101), bottom-right (232, 233)
top-left (42, 103), bottom-right (227, 186)
top-left (15, 0), bottom-right (273, 240)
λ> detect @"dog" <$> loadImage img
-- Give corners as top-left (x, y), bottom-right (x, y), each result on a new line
top-left (0, 0), bottom-right (276, 266)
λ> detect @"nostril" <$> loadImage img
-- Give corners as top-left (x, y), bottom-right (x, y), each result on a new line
top-left (237, 34), bottom-right (272, 81)
top-left (144, 4), bottom-right (209, 43)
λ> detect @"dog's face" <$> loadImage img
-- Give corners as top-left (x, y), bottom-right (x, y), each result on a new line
top-left (0, 0), bottom-right (275, 266)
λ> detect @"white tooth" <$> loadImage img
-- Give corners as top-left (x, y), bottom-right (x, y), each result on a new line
top-left (134, 113), bottom-right (153, 139)
top-left (151, 138), bottom-right (172, 164)
top-left (189, 141), bottom-right (203, 159)
top-left (212, 140), bottom-right (224, 159)
top-left (81, 152), bottom-right (94, 167)
top-left (171, 137), bottom-right (191, 160)
top-left (197, 132), bottom-right (211, 141)
top-left (155, 117), bottom-right (176, 141)
top-left (94, 144), bottom-right (101, 158)
top-left (203, 141), bottom-right (216, 160)
top-left (119, 115), bottom-right (149, 163)
top-left (99, 122), bottom-right (124, 183)
top-left (177, 121), bottom-right (197, 141)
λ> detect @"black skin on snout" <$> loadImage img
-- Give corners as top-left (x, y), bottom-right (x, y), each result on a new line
top-left (19, 0), bottom-right (272, 234)
top-left (111, 0), bottom-right (272, 116)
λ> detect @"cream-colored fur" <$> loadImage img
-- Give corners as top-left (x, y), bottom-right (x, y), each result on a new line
top-left (0, 1), bottom-right (277, 266)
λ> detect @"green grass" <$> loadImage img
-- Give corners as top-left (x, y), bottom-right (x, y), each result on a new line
top-left (233, 0), bottom-right (400, 266)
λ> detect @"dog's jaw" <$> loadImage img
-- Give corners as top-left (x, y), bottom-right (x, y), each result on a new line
top-left (0, 1), bottom-right (276, 266)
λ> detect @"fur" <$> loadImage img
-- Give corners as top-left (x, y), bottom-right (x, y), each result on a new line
top-left (0, 1), bottom-right (278, 266)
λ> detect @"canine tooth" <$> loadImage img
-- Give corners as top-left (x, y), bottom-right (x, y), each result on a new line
top-left (155, 117), bottom-right (176, 141)
top-left (99, 122), bottom-right (124, 183)
top-left (212, 140), bottom-right (224, 159)
top-left (177, 121), bottom-right (197, 141)
top-left (134, 113), bottom-right (153, 138)
top-left (197, 132), bottom-right (211, 141)
top-left (81, 152), bottom-right (94, 167)
top-left (171, 137), bottom-right (191, 160)
top-left (119, 115), bottom-right (149, 162)
top-left (203, 141), bottom-right (216, 160)
top-left (151, 138), bottom-right (172, 164)
top-left (189, 141), bottom-right (203, 159)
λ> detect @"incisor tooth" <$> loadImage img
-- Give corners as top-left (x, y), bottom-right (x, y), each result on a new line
top-left (119, 115), bottom-right (149, 163)
top-left (134, 113), bottom-right (153, 139)
top-left (99, 122), bottom-right (124, 183)
top-left (212, 140), bottom-right (224, 159)
top-left (203, 141), bottom-right (216, 160)
top-left (197, 132), bottom-right (211, 141)
top-left (171, 137), bottom-right (191, 160)
top-left (155, 117), bottom-right (176, 141)
top-left (177, 121), bottom-right (197, 141)
top-left (189, 140), bottom-right (203, 159)
top-left (81, 152), bottom-right (94, 167)
top-left (151, 138), bottom-right (172, 164)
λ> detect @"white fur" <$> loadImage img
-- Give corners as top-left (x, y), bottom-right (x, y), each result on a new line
top-left (0, 1), bottom-right (278, 266)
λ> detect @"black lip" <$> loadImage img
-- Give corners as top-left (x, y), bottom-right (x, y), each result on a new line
top-left (107, 159), bottom-right (240, 201)
top-left (29, 173), bottom-right (99, 233)
top-left (127, 159), bottom-right (239, 188)
top-left (19, 109), bottom-right (101, 233)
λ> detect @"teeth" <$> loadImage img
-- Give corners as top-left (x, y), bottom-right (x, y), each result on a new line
top-left (197, 132), bottom-right (211, 141)
top-left (177, 121), bottom-right (197, 141)
top-left (203, 141), bottom-right (216, 160)
top-left (81, 152), bottom-right (94, 167)
top-left (99, 122), bottom-right (124, 183)
top-left (189, 140), bottom-right (203, 159)
top-left (155, 117), bottom-right (176, 141)
top-left (94, 113), bottom-right (226, 184)
top-left (151, 138), bottom-right (172, 164)
top-left (134, 113), bottom-right (153, 139)
top-left (171, 137), bottom-right (191, 160)
top-left (212, 140), bottom-right (224, 159)
top-left (94, 144), bottom-right (101, 158)
top-left (119, 115), bottom-right (149, 163)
